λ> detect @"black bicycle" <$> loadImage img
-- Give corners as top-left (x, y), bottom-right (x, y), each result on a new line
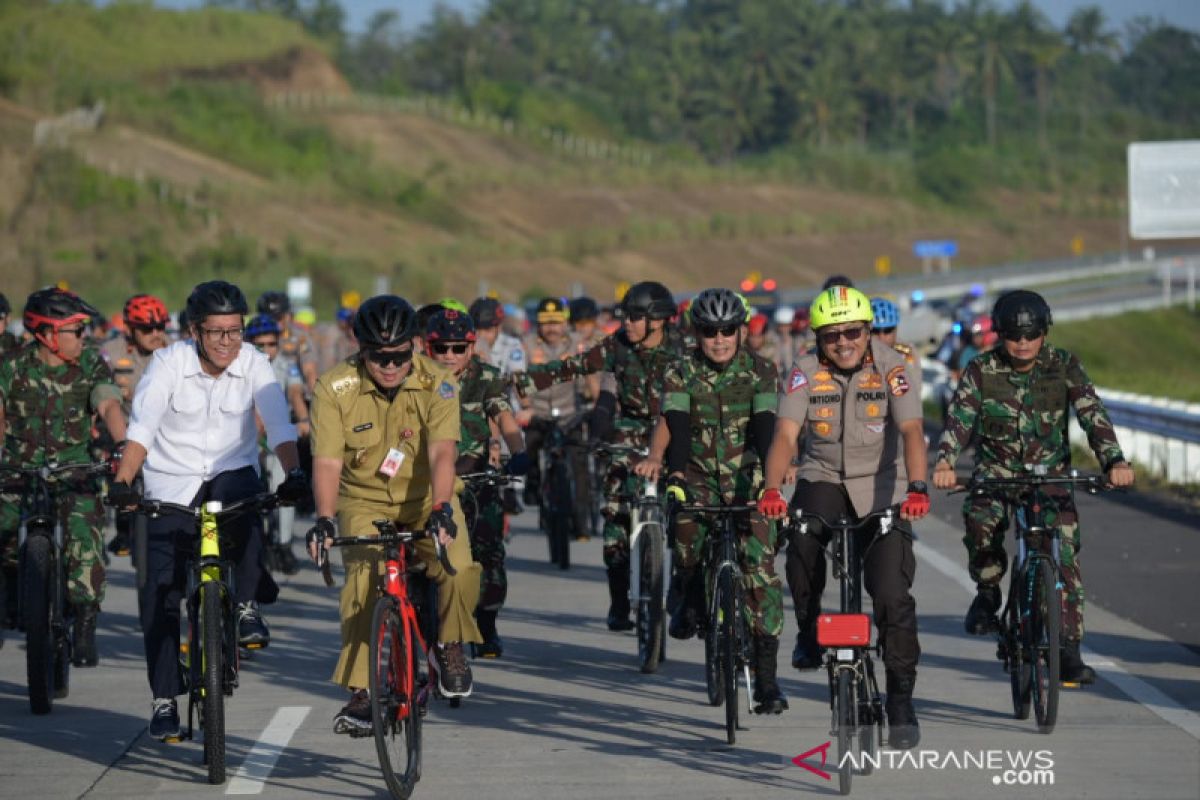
top-left (955, 470), bottom-right (1106, 735)
top-left (2, 461), bottom-right (109, 715)
top-left (789, 506), bottom-right (898, 796)
top-left (458, 468), bottom-right (519, 538)
top-left (532, 412), bottom-right (588, 570)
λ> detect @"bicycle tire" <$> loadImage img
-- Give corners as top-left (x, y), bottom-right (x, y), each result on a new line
top-left (856, 671), bottom-right (877, 775)
top-left (719, 567), bottom-right (738, 745)
top-left (636, 523), bottom-right (665, 674)
top-left (836, 669), bottom-right (854, 796)
top-left (21, 534), bottom-right (55, 715)
top-left (704, 619), bottom-right (724, 707)
top-left (1031, 558), bottom-right (1060, 734)
top-left (1006, 603), bottom-right (1032, 720)
top-left (200, 582), bottom-right (226, 784)
top-left (370, 599), bottom-right (421, 799)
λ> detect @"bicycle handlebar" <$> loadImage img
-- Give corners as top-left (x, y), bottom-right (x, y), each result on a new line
top-left (790, 505), bottom-right (899, 533)
top-left (321, 519), bottom-right (456, 580)
top-left (590, 442), bottom-right (648, 458)
top-left (458, 470), bottom-right (518, 489)
top-left (0, 461), bottom-right (109, 487)
top-left (133, 492), bottom-right (281, 520)
top-left (672, 502), bottom-right (758, 515)
top-left (950, 472), bottom-right (1108, 497)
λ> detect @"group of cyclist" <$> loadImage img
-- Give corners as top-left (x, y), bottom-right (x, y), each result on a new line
top-left (0, 270), bottom-right (1134, 758)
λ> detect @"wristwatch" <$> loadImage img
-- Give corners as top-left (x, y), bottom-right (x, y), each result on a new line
top-left (907, 481), bottom-right (929, 495)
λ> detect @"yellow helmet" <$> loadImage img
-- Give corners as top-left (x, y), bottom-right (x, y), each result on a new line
top-left (809, 286), bottom-right (874, 329)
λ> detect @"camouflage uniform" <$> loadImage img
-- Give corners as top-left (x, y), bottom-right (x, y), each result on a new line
top-left (455, 356), bottom-right (513, 612)
top-left (662, 349), bottom-right (783, 637)
top-left (0, 344), bottom-right (121, 606)
top-left (520, 328), bottom-right (688, 571)
top-left (936, 345), bottom-right (1125, 640)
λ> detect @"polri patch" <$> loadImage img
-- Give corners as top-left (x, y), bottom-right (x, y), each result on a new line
top-left (787, 368), bottom-right (808, 394)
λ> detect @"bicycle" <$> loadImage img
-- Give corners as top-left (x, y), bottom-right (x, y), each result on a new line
top-left (131, 492), bottom-right (282, 784)
top-left (531, 410), bottom-right (588, 570)
top-left (953, 469), bottom-right (1106, 735)
top-left (593, 442), bottom-right (668, 674)
top-left (319, 519), bottom-right (456, 799)
top-left (1, 460), bottom-right (109, 715)
top-left (671, 501), bottom-right (757, 745)
top-left (788, 506), bottom-right (898, 796)
top-left (458, 468), bottom-right (519, 539)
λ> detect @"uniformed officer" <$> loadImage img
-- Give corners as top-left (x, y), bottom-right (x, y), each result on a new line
top-left (258, 290), bottom-right (318, 390)
top-left (308, 295), bottom-right (481, 735)
top-left (759, 285), bottom-right (930, 750)
top-left (869, 296), bottom-right (923, 396)
top-left (568, 296), bottom-right (604, 402)
top-left (0, 294), bottom-right (17, 356)
top-left (469, 298), bottom-right (527, 376)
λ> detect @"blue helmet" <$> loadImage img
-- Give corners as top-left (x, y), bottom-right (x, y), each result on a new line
top-left (870, 297), bottom-right (900, 329)
top-left (245, 312), bottom-right (281, 339)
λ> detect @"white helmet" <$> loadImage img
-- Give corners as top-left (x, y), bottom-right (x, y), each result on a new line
top-left (773, 305), bottom-right (795, 326)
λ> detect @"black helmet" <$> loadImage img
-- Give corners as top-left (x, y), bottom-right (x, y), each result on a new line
top-left (354, 295), bottom-right (416, 348)
top-left (821, 274), bottom-right (854, 291)
top-left (992, 290), bottom-right (1052, 338)
top-left (690, 288), bottom-right (746, 328)
top-left (177, 309), bottom-right (189, 331)
top-left (619, 281), bottom-right (674, 320)
top-left (0, 293), bottom-right (10, 316)
top-left (186, 280), bottom-right (248, 325)
top-left (23, 288), bottom-right (99, 332)
top-left (426, 307), bottom-right (476, 342)
top-left (469, 297), bottom-right (504, 329)
top-left (568, 296), bottom-right (599, 322)
top-left (256, 290), bottom-right (291, 318)
top-left (416, 302), bottom-right (448, 337)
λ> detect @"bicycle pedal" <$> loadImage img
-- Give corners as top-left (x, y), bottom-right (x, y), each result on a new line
top-left (1061, 681), bottom-right (1081, 688)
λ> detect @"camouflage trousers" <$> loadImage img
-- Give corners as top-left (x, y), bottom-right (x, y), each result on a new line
top-left (601, 458), bottom-right (640, 571)
top-left (0, 490), bottom-right (107, 607)
top-left (673, 480), bottom-right (783, 638)
top-left (963, 489), bottom-right (1084, 641)
top-left (467, 483), bottom-right (507, 612)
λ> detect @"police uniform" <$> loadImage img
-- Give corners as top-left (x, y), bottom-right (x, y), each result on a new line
top-left (777, 338), bottom-right (922, 680)
top-left (310, 353), bottom-right (482, 690)
top-left (477, 331), bottom-right (526, 377)
top-left (100, 336), bottom-right (154, 408)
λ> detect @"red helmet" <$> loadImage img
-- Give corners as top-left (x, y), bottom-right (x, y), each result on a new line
top-left (971, 315), bottom-right (998, 347)
top-left (123, 294), bottom-right (170, 328)
top-left (748, 313), bottom-right (769, 336)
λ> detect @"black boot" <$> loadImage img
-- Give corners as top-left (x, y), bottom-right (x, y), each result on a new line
top-left (72, 603), bottom-right (100, 667)
top-left (475, 608), bottom-right (503, 658)
top-left (1060, 639), bottom-right (1096, 685)
top-left (964, 584), bottom-right (1002, 636)
top-left (606, 568), bottom-right (634, 631)
top-left (885, 672), bottom-right (920, 749)
top-left (668, 567), bottom-right (702, 640)
top-left (791, 621), bottom-right (822, 670)
top-left (753, 635), bottom-right (789, 714)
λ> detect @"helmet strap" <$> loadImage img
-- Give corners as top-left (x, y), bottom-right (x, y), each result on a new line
top-left (34, 329), bottom-right (69, 362)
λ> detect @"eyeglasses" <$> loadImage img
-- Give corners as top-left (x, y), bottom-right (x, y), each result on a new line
top-left (133, 323), bottom-right (168, 333)
top-left (58, 326), bottom-right (87, 338)
top-left (253, 339), bottom-right (280, 352)
top-left (873, 326), bottom-right (896, 336)
top-left (430, 342), bottom-right (470, 355)
top-left (365, 347), bottom-right (413, 367)
top-left (1002, 329), bottom-right (1044, 343)
top-left (624, 312), bottom-right (647, 323)
top-left (817, 325), bottom-right (867, 346)
top-left (697, 324), bottom-right (739, 339)
top-left (200, 326), bottom-right (244, 343)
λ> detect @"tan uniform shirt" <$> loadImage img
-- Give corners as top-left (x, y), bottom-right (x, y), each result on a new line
top-left (100, 336), bottom-right (154, 407)
top-left (280, 320), bottom-right (316, 370)
top-left (778, 339), bottom-right (921, 516)
top-left (522, 332), bottom-right (586, 419)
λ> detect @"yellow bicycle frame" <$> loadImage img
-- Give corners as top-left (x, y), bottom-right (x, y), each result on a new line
top-left (199, 502), bottom-right (222, 583)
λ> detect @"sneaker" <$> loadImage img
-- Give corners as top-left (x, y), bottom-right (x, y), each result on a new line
top-left (276, 544), bottom-right (299, 576)
top-left (607, 605), bottom-right (635, 632)
top-left (1060, 640), bottom-right (1096, 685)
top-left (667, 604), bottom-right (697, 640)
top-left (433, 642), bottom-right (473, 698)
top-left (107, 529), bottom-right (131, 556)
top-left (885, 673), bottom-right (921, 750)
top-left (72, 603), bottom-right (100, 667)
top-left (791, 628), bottom-right (822, 671)
top-left (333, 689), bottom-right (373, 735)
top-left (964, 585), bottom-right (1002, 636)
top-left (236, 603), bottom-right (270, 649)
top-left (149, 698), bottom-right (182, 742)
top-left (475, 637), bottom-right (504, 659)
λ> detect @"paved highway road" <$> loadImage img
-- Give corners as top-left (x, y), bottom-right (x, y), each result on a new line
top-left (2, 489), bottom-right (1197, 799)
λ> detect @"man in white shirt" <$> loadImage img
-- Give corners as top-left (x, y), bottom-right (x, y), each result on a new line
top-left (110, 280), bottom-right (308, 742)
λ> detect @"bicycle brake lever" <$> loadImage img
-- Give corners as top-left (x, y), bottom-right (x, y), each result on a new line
top-left (435, 538), bottom-right (457, 577)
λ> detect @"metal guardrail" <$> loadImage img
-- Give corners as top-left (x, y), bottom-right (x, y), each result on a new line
top-left (1099, 393), bottom-right (1200, 446)
top-left (1073, 388), bottom-right (1200, 484)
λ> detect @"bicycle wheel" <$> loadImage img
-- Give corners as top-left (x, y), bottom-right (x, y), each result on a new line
top-left (856, 671), bottom-right (878, 775)
top-left (21, 534), bottom-right (55, 715)
top-left (636, 523), bottom-right (665, 674)
top-left (836, 669), bottom-right (854, 796)
top-left (704, 618), bottom-right (724, 707)
top-left (1006, 605), bottom-right (1032, 720)
top-left (718, 567), bottom-right (738, 745)
top-left (369, 599), bottom-right (421, 799)
top-left (200, 582), bottom-right (226, 784)
top-left (1030, 558), bottom-right (1061, 734)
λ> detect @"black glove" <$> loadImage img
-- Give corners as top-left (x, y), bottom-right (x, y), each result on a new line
top-left (306, 516), bottom-right (337, 550)
top-left (505, 451), bottom-right (531, 476)
top-left (426, 501), bottom-right (457, 540)
top-left (107, 480), bottom-right (141, 508)
top-left (277, 467), bottom-right (310, 505)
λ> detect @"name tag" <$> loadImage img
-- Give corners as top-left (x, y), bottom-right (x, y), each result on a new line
top-left (378, 448), bottom-right (405, 477)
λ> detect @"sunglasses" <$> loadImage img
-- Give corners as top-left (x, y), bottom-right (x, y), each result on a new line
top-left (57, 326), bottom-right (87, 338)
top-left (134, 323), bottom-right (168, 333)
top-left (872, 326), bottom-right (896, 336)
top-left (818, 326), bottom-right (867, 346)
top-left (1002, 330), bottom-right (1045, 343)
top-left (365, 347), bottom-right (413, 367)
top-left (253, 339), bottom-right (280, 351)
top-left (624, 312), bottom-right (647, 323)
top-left (431, 342), bottom-right (470, 355)
top-left (697, 324), bottom-right (739, 339)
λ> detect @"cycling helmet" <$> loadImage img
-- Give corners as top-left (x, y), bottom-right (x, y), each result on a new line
top-left (187, 281), bottom-right (248, 325)
top-left (437, 297), bottom-right (470, 314)
top-left (123, 294), bottom-right (170, 328)
top-left (535, 298), bottom-right (568, 324)
top-left (970, 315), bottom-right (998, 347)
top-left (809, 286), bottom-right (873, 329)
top-left (690, 288), bottom-right (746, 328)
top-left (568, 296), bottom-right (599, 322)
top-left (426, 307), bottom-right (476, 342)
top-left (619, 281), bottom-right (675, 320)
top-left (0, 293), bottom-right (10, 317)
top-left (245, 313), bottom-right (282, 339)
top-left (869, 297), bottom-right (900, 329)
top-left (354, 295), bottom-right (417, 348)
top-left (773, 305), bottom-right (795, 326)
top-left (748, 313), bottom-right (769, 336)
top-left (256, 290), bottom-right (290, 317)
top-left (791, 307), bottom-right (811, 333)
top-left (336, 306), bottom-right (355, 324)
top-left (469, 297), bottom-right (505, 328)
top-left (23, 288), bottom-right (99, 333)
top-left (821, 274), bottom-right (854, 290)
top-left (991, 290), bottom-right (1052, 338)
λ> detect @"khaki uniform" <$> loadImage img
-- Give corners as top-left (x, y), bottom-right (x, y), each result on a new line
top-left (100, 337), bottom-right (154, 408)
top-left (311, 353), bottom-right (481, 690)
top-left (522, 333), bottom-right (587, 419)
top-left (280, 320), bottom-right (317, 373)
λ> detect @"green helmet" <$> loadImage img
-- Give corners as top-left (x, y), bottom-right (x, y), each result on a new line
top-left (809, 286), bottom-right (873, 329)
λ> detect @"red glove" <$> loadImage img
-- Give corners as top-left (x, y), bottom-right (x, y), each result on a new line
top-left (901, 491), bottom-right (930, 519)
top-left (757, 488), bottom-right (788, 519)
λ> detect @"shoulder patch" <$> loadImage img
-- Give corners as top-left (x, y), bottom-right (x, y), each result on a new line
top-left (886, 365), bottom-right (910, 397)
top-left (438, 380), bottom-right (456, 400)
top-left (787, 368), bottom-right (808, 394)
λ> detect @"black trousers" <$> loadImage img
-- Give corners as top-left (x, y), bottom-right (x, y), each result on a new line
top-left (786, 480), bottom-right (920, 679)
top-left (139, 466), bottom-right (272, 699)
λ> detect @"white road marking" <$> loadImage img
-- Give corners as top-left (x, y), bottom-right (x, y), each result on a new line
top-left (912, 539), bottom-right (1200, 741)
top-left (226, 705), bottom-right (311, 795)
